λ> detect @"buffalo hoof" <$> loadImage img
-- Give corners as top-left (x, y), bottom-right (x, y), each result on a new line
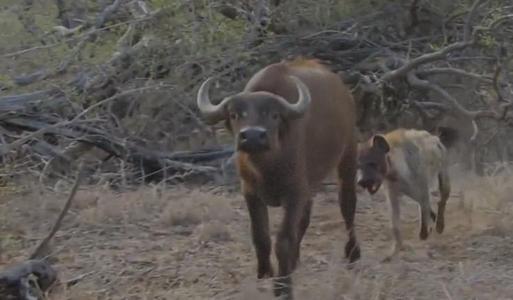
top-left (345, 239), bottom-right (361, 263)
top-left (257, 263), bottom-right (274, 279)
top-left (273, 276), bottom-right (293, 299)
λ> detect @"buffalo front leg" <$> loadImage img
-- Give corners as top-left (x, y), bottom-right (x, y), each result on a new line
top-left (274, 193), bottom-right (306, 299)
top-left (338, 155), bottom-right (361, 263)
top-left (339, 182), bottom-right (361, 263)
top-left (245, 193), bottom-right (273, 279)
top-left (293, 198), bottom-right (312, 270)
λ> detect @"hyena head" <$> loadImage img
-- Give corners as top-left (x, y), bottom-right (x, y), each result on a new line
top-left (357, 134), bottom-right (390, 195)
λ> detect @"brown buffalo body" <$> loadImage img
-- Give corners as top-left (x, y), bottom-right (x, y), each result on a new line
top-left (196, 58), bottom-right (360, 299)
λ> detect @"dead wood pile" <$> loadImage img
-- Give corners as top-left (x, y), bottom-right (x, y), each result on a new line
top-left (0, 0), bottom-right (512, 186)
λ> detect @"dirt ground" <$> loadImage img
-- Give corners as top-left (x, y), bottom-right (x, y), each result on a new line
top-left (2, 165), bottom-right (513, 300)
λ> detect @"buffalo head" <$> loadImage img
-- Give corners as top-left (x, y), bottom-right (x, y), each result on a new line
top-left (196, 76), bottom-right (311, 153)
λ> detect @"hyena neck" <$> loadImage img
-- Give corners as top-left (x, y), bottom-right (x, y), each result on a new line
top-left (384, 155), bottom-right (399, 182)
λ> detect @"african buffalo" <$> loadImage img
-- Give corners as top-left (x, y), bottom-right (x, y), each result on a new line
top-left (196, 58), bottom-right (360, 299)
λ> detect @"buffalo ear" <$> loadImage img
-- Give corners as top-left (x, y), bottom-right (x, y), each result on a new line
top-left (372, 135), bottom-right (390, 153)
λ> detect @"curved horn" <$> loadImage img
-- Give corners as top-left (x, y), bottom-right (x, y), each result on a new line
top-left (196, 77), bottom-right (232, 124)
top-left (274, 76), bottom-right (312, 119)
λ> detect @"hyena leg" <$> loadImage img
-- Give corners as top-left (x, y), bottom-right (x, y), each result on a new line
top-left (386, 188), bottom-right (403, 255)
top-left (436, 169), bottom-right (451, 233)
top-left (418, 188), bottom-right (433, 240)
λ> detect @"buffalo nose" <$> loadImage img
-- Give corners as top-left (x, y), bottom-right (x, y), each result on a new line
top-left (239, 128), bottom-right (267, 142)
top-left (238, 127), bottom-right (269, 152)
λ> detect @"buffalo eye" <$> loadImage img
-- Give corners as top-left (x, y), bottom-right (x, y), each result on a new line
top-left (271, 112), bottom-right (279, 120)
top-left (229, 112), bottom-right (238, 120)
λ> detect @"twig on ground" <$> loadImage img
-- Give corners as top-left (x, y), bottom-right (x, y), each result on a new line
top-left (63, 271), bottom-right (96, 287)
top-left (441, 283), bottom-right (454, 300)
top-left (29, 162), bottom-right (84, 260)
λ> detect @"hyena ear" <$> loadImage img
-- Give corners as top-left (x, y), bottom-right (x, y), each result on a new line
top-left (372, 135), bottom-right (390, 153)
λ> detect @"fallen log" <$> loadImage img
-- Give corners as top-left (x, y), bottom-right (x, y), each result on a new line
top-left (128, 153), bottom-right (222, 184)
top-left (0, 260), bottom-right (57, 300)
top-left (165, 147), bottom-right (234, 163)
top-left (0, 89), bottom-right (65, 112)
top-left (12, 70), bottom-right (49, 86)
top-left (0, 165), bottom-right (82, 300)
top-left (0, 94), bottom-right (235, 185)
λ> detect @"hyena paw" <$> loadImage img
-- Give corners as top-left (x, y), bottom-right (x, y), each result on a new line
top-left (436, 219), bottom-right (445, 234)
top-left (419, 227), bottom-right (429, 240)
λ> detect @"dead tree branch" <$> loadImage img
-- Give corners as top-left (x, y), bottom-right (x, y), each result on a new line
top-left (381, 0), bottom-right (485, 82)
top-left (406, 71), bottom-right (497, 119)
top-left (470, 120), bottom-right (479, 142)
top-left (413, 101), bottom-right (449, 111)
top-left (0, 84), bottom-right (163, 156)
top-left (4, 0), bottom-right (126, 84)
top-left (2, 14), bottom-right (157, 58)
top-left (29, 162), bottom-right (83, 260)
top-left (96, 0), bottom-right (122, 28)
top-left (417, 68), bottom-right (493, 82)
top-left (464, 0), bottom-right (486, 41)
top-left (381, 41), bottom-right (473, 82)
top-left (493, 62), bottom-right (505, 103)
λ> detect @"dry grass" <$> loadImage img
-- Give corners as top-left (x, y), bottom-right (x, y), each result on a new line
top-left (1, 163), bottom-right (513, 299)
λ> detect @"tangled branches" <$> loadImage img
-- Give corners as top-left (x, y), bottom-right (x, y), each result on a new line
top-left (0, 0), bottom-right (512, 184)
